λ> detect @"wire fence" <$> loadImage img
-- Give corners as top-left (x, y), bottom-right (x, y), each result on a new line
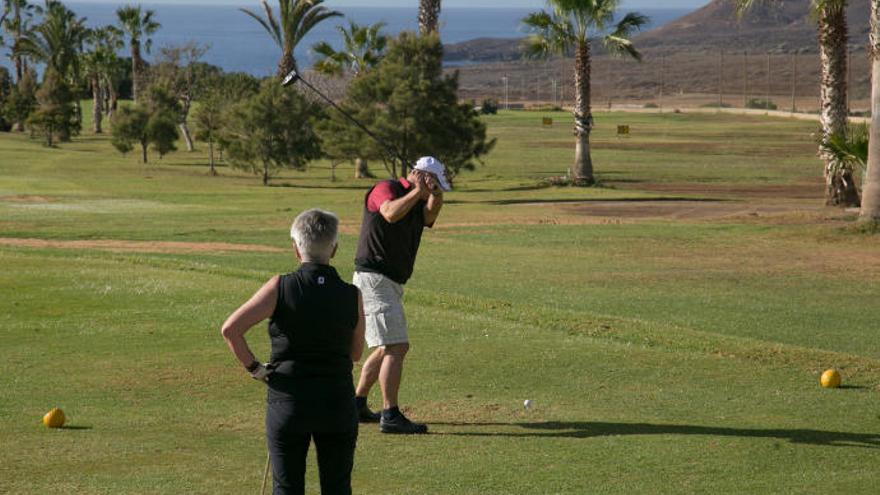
top-left (453, 48), bottom-right (872, 115)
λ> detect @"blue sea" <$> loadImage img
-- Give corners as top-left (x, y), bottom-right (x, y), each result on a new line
top-left (5, 3), bottom-right (690, 76)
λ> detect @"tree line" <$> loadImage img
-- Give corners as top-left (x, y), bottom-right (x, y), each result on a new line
top-left (0, 0), bottom-right (490, 186)
top-left (2, 0), bottom-right (878, 222)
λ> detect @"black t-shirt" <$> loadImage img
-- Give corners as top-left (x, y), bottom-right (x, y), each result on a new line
top-left (265, 263), bottom-right (359, 430)
top-left (354, 180), bottom-right (427, 285)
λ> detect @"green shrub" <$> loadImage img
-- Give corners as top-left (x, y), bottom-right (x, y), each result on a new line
top-left (746, 98), bottom-right (777, 110)
top-left (480, 99), bottom-right (499, 115)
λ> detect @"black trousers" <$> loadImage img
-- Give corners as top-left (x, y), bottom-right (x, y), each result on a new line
top-left (266, 399), bottom-right (358, 495)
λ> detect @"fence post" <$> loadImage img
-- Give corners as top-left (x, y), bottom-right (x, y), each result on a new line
top-left (766, 52), bottom-right (771, 111)
top-left (743, 50), bottom-right (749, 108)
top-left (659, 54), bottom-right (666, 112)
top-left (791, 52), bottom-right (797, 113)
top-left (719, 49), bottom-right (724, 109)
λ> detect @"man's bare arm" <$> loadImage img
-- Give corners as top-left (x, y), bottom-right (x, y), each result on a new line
top-left (379, 184), bottom-right (429, 224)
top-left (424, 191), bottom-right (443, 226)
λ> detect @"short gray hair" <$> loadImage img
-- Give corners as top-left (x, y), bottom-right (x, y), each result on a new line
top-left (290, 208), bottom-right (339, 262)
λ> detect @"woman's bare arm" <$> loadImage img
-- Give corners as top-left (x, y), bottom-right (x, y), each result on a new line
top-left (220, 276), bottom-right (279, 369)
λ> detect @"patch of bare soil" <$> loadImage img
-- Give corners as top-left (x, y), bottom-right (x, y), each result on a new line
top-left (623, 181), bottom-right (824, 201)
top-left (0, 238), bottom-right (285, 254)
top-left (1, 195), bottom-right (58, 203)
top-left (536, 179), bottom-right (831, 222)
top-left (559, 200), bottom-right (809, 220)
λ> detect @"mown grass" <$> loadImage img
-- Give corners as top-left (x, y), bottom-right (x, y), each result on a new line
top-left (1, 109), bottom-right (879, 494)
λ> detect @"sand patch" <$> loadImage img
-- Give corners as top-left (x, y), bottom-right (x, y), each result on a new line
top-left (1, 195), bottom-right (58, 203)
top-left (0, 238), bottom-right (285, 254)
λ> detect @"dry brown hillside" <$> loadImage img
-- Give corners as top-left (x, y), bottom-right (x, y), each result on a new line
top-left (637, 0), bottom-right (869, 52)
top-left (449, 0), bottom-right (872, 111)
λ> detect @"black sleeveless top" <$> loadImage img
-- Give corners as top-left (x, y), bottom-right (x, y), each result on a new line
top-left (354, 180), bottom-right (427, 285)
top-left (268, 263), bottom-right (359, 379)
top-left (266, 263), bottom-right (359, 431)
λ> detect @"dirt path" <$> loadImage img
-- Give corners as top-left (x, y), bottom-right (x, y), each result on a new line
top-left (0, 238), bottom-right (285, 255)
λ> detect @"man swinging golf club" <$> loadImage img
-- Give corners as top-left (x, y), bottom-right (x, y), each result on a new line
top-left (281, 70), bottom-right (450, 433)
top-left (353, 156), bottom-right (450, 434)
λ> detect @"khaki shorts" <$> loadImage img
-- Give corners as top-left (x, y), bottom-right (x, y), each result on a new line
top-left (352, 271), bottom-right (408, 348)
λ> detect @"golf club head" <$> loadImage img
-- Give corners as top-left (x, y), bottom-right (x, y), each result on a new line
top-left (281, 69), bottom-right (300, 87)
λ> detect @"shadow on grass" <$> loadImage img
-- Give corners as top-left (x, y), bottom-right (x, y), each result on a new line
top-left (456, 184), bottom-right (551, 193)
top-left (433, 421), bottom-right (880, 449)
top-left (268, 182), bottom-right (368, 191)
top-left (59, 425), bottom-right (93, 430)
top-left (447, 196), bottom-right (730, 206)
top-left (838, 385), bottom-right (869, 390)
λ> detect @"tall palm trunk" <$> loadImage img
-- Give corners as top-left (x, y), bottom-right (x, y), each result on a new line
top-left (91, 76), bottom-right (103, 133)
top-left (11, 3), bottom-right (24, 130)
top-left (108, 84), bottom-right (118, 119)
top-left (13, 2), bottom-right (23, 83)
top-left (131, 40), bottom-right (143, 102)
top-left (818, 4), bottom-right (860, 206)
top-left (419, 0), bottom-right (441, 35)
top-left (861, 0), bottom-right (880, 221)
top-left (278, 44), bottom-right (296, 78)
top-left (572, 40), bottom-right (594, 185)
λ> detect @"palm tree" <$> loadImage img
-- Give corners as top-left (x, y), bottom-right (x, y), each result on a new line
top-left (419, 0), bottom-right (441, 35)
top-left (15, 0), bottom-right (86, 78)
top-left (736, 0), bottom-right (857, 206)
top-left (83, 26), bottom-right (122, 133)
top-left (1, 0), bottom-right (36, 130)
top-left (861, 0), bottom-right (880, 222)
top-left (240, 0), bottom-right (341, 78)
top-left (102, 54), bottom-right (128, 120)
top-left (0, 0), bottom-right (36, 84)
top-left (312, 21), bottom-right (387, 77)
top-left (116, 4), bottom-right (159, 102)
top-left (16, 1), bottom-right (88, 138)
top-left (522, 0), bottom-right (647, 185)
top-left (313, 20), bottom-right (387, 178)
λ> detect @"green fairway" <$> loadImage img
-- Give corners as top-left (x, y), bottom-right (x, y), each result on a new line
top-left (2, 110), bottom-right (879, 494)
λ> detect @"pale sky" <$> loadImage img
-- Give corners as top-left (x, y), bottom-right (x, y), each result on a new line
top-left (69, 1), bottom-right (711, 9)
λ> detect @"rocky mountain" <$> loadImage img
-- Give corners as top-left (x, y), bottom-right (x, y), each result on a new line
top-left (444, 0), bottom-right (871, 64)
top-left (637, 0), bottom-right (870, 53)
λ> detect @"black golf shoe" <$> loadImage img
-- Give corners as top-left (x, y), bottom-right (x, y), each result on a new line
top-left (357, 404), bottom-right (381, 423)
top-left (380, 412), bottom-right (428, 434)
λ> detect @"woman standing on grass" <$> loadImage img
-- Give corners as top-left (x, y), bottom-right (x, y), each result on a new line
top-left (221, 208), bottom-right (365, 495)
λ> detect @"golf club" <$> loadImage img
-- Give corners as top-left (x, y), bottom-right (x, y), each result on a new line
top-left (260, 452), bottom-right (270, 495)
top-left (282, 69), bottom-right (411, 170)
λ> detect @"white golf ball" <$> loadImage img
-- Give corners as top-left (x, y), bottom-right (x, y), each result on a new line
top-left (523, 399), bottom-right (532, 409)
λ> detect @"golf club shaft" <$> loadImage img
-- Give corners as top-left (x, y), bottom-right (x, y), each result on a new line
top-left (293, 75), bottom-right (410, 170)
top-left (260, 452), bottom-right (270, 495)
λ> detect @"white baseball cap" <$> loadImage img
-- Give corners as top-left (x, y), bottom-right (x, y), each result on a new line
top-left (414, 156), bottom-right (452, 191)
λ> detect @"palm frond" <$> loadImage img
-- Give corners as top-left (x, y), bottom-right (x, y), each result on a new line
top-left (311, 39), bottom-right (335, 58)
top-left (262, 0), bottom-right (283, 47)
top-left (603, 12), bottom-right (648, 61)
top-left (521, 9), bottom-right (573, 58)
top-left (823, 125), bottom-right (870, 170)
top-left (240, 6), bottom-right (282, 49)
top-left (13, 34), bottom-right (48, 62)
top-left (293, 7), bottom-right (341, 47)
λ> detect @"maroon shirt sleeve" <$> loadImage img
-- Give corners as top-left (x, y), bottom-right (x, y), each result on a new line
top-left (367, 181), bottom-right (397, 213)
